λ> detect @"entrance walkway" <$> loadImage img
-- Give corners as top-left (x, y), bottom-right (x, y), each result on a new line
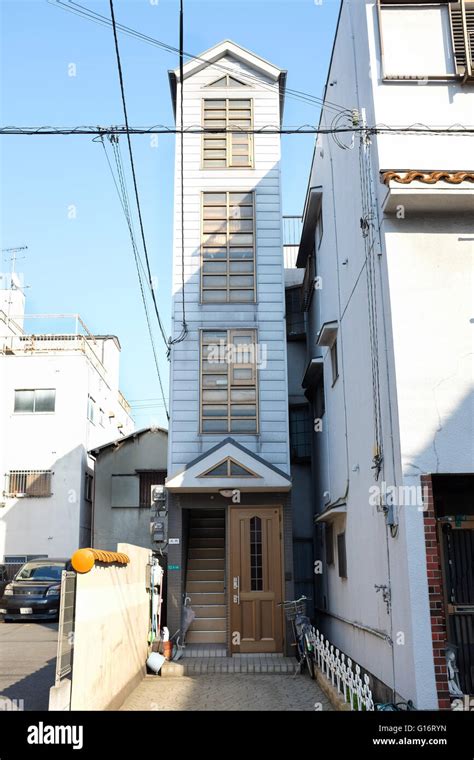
top-left (120, 670), bottom-right (333, 712)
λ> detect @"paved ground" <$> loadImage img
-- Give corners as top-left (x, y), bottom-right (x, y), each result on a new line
top-left (0, 621), bottom-right (58, 710)
top-left (120, 673), bottom-right (333, 711)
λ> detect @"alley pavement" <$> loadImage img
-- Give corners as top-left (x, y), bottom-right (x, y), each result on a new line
top-left (0, 621), bottom-right (57, 710)
top-left (120, 673), bottom-right (333, 711)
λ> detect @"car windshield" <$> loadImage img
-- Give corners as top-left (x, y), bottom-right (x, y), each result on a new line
top-left (15, 562), bottom-right (65, 581)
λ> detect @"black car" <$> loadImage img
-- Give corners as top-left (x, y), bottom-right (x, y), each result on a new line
top-left (0, 558), bottom-right (72, 622)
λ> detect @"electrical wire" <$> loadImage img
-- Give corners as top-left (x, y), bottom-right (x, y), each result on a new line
top-left (108, 0), bottom-right (169, 353)
top-left (47, 0), bottom-right (349, 115)
top-left (2, 124), bottom-right (473, 135)
top-left (97, 133), bottom-right (169, 420)
top-left (169, 0), bottom-right (188, 348)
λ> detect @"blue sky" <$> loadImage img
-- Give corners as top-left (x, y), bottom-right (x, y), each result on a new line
top-left (0, 0), bottom-right (341, 428)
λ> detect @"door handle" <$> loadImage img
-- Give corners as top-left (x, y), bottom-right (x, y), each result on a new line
top-left (233, 575), bottom-right (240, 605)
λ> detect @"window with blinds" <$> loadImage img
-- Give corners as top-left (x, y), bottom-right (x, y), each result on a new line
top-left (203, 99), bottom-right (253, 168)
top-left (201, 191), bottom-right (255, 303)
top-left (450, 1), bottom-right (474, 78)
top-left (200, 329), bottom-right (258, 434)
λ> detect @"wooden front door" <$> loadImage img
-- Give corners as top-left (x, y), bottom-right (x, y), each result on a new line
top-left (230, 507), bottom-right (283, 653)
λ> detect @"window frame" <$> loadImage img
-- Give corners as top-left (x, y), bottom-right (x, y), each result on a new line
top-left (325, 523), bottom-right (335, 566)
top-left (6, 470), bottom-right (53, 498)
top-left (377, 0), bottom-right (472, 82)
top-left (200, 328), bottom-right (259, 435)
top-left (289, 404), bottom-right (312, 462)
top-left (285, 285), bottom-right (305, 339)
top-left (337, 531), bottom-right (348, 578)
top-left (87, 395), bottom-right (95, 424)
top-left (200, 190), bottom-right (256, 304)
top-left (330, 339), bottom-right (339, 386)
top-left (13, 388), bottom-right (56, 414)
top-left (202, 98), bottom-right (254, 169)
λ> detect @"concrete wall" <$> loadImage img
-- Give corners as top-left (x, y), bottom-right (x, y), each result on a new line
top-left (70, 543), bottom-right (151, 711)
top-left (93, 429), bottom-right (168, 551)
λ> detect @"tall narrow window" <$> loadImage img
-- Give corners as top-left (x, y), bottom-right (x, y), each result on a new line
top-left (203, 99), bottom-right (253, 168)
top-left (250, 516), bottom-right (263, 591)
top-left (201, 191), bottom-right (255, 303)
top-left (201, 329), bottom-right (258, 433)
top-left (330, 339), bottom-right (339, 385)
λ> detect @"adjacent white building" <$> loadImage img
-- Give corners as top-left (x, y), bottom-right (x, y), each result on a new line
top-left (296, 0), bottom-right (474, 709)
top-left (0, 276), bottom-right (134, 568)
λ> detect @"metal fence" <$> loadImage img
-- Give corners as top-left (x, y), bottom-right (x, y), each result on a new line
top-left (314, 631), bottom-right (375, 710)
top-left (55, 571), bottom-right (76, 686)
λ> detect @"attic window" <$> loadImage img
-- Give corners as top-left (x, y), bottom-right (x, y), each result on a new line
top-left (206, 74), bottom-right (249, 88)
top-left (199, 457), bottom-right (258, 478)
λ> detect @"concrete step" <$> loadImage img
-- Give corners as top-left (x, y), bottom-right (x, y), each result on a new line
top-left (186, 580), bottom-right (225, 593)
top-left (187, 558), bottom-right (225, 571)
top-left (187, 569), bottom-right (225, 581)
top-left (186, 631), bottom-right (227, 644)
top-left (192, 604), bottom-right (226, 619)
top-left (186, 592), bottom-right (225, 605)
top-left (188, 547), bottom-right (225, 559)
top-left (190, 617), bottom-right (226, 632)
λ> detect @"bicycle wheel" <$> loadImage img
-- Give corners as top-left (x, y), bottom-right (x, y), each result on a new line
top-left (304, 637), bottom-right (315, 680)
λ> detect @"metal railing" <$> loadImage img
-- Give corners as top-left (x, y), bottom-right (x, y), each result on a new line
top-left (282, 215), bottom-right (303, 247)
top-left (314, 631), bottom-right (375, 710)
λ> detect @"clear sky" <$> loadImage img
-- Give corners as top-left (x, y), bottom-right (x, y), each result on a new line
top-left (0, 0), bottom-right (341, 429)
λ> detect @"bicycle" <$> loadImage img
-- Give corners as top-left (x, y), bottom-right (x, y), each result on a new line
top-left (279, 595), bottom-right (316, 679)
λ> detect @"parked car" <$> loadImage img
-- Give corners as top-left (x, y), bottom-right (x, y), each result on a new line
top-left (0, 558), bottom-right (72, 622)
top-left (0, 566), bottom-right (8, 598)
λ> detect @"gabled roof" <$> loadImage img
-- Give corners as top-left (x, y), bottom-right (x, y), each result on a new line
top-left (89, 426), bottom-right (168, 457)
top-left (169, 40), bottom-right (287, 123)
top-left (166, 437), bottom-right (291, 493)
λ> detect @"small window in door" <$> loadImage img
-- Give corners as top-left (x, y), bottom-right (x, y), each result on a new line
top-left (250, 516), bottom-right (263, 591)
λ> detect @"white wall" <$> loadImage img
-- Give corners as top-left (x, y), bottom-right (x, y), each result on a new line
top-left (301, 0), bottom-right (473, 708)
top-left (169, 52), bottom-right (290, 476)
top-left (0, 345), bottom-right (134, 560)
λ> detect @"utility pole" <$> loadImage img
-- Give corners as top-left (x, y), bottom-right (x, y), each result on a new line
top-left (1, 245), bottom-right (28, 321)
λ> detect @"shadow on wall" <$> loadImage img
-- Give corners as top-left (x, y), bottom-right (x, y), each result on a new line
top-left (0, 444), bottom-right (92, 561)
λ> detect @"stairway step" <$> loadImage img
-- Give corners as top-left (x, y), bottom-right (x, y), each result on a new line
top-left (190, 528), bottom-right (225, 538)
top-left (192, 604), bottom-right (226, 619)
top-left (188, 548), bottom-right (225, 559)
top-left (187, 569), bottom-right (225, 581)
top-left (186, 580), bottom-right (224, 593)
top-left (186, 592), bottom-right (225, 605)
top-left (187, 558), bottom-right (225, 571)
top-left (189, 538), bottom-right (225, 548)
top-left (186, 631), bottom-right (227, 644)
top-left (190, 617), bottom-right (226, 632)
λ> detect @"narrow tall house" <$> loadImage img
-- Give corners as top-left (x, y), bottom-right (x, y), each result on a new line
top-left (166, 42), bottom-right (292, 652)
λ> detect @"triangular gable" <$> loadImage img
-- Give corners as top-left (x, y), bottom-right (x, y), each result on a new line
top-left (204, 74), bottom-right (249, 89)
top-left (199, 457), bottom-right (259, 478)
top-left (166, 438), bottom-right (291, 493)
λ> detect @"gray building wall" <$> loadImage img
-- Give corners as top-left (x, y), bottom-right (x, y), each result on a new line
top-left (92, 429), bottom-right (168, 551)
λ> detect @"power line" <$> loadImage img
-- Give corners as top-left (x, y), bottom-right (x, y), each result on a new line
top-left (169, 0), bottom-right (187, 348)
top-left (47, 0), bottom-right (348, 115)
top-left (98, 132), bottom-right (169, 420)
top-left (2, 124), bottom-right (473, 135)
top-left (107, 0), bottom-right (169, 420)
top-left (108, 0), bottom-right (169, 354)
